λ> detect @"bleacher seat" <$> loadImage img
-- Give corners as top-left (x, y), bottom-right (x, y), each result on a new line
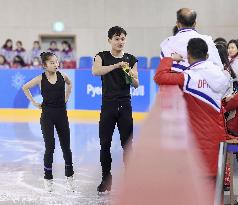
top-left (78, 56), bottom-right (93, 69)
top-left (149, 56), bottom-right (160, 69)
top-left (137, 56), bottom-right (148, 69)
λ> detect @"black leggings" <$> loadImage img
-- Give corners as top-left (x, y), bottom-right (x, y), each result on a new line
top-left (40, 107), bottom-right (74, 179)
top-left (99, 99), bottom-right (133, 179)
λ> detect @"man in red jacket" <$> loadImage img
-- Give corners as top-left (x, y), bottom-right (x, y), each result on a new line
top-left (154, 38), bottom-right (229, 179)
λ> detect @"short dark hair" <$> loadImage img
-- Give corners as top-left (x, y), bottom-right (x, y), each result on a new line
top-left (187, 38), bottom-right (208, 59)
top-left (13, 55), bottom-right (25, 66)
top-left (40, 52), bottom-right (56, 66)
top-left (177, 8), bottom-right (197, 27)
top-left (108, 26), bottom-right (127, 39)
top-left (214, 37), bottom-right (227, 45)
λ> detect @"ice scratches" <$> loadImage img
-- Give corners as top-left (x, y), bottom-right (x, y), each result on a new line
top-left (0, 192), bottom-right (113, 205)
top-left (0, 169), bottom-right (114, 205)
top-left (0, 139), bottom-right (43, 164)
top-left (0, 139), bottom-right (43, 151)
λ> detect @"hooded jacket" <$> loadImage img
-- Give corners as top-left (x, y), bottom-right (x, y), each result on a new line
top-left (154, 57), bottom-right (229, 176)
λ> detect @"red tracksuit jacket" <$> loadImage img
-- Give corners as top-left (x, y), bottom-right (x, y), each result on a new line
top-left (154, 57), bottom-right (228, 176)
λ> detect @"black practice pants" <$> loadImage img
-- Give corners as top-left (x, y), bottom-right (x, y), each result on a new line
top-left (40, 107), bottom-right (74, 179)
top-left (99, 98), bottom-right (133, 179)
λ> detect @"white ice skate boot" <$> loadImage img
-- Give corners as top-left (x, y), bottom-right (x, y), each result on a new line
top-left (44, 179), bottom-right (53, 192)
top-left (66, 176), bottom-right (75, 192)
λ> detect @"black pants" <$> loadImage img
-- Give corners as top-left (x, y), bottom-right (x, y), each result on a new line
top-left (40, 107), bottom-right (74, 179)
top-left (99, 99), bottom-right (133, 179)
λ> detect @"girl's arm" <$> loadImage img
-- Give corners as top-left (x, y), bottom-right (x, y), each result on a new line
top-left (62, 73), bottom-right (72, 103)
top-left (22, 75), bottom-right (42, 109)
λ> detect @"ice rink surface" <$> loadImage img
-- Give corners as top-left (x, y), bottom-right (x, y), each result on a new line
top-left (0, 122), bottom-right (136, 205)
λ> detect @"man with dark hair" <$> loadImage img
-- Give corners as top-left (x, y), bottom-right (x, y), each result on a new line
top-left (108, 26), bottom-right (127, 39)
top-left (154, 38), bottom-right (229, 194)
top-left (160, 8), bottom-right (222, 72)
top-left (93, 26), bottom-right (139, 193)
top-left (187, 38), bottom-right (208, 59)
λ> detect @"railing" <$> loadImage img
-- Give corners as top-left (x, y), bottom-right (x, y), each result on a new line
top-left (115, 85), bottom-right (213, 205)
top-left (215, 139), bottom-right (238, 205)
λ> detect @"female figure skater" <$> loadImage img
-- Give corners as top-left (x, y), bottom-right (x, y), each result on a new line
top-left (22, 52), bottom-right (75, 192)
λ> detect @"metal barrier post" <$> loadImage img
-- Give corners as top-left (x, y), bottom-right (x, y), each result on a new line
top-left (214, 142), bottom-right (227, 205)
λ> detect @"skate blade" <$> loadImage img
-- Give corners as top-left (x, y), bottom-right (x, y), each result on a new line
top-left (97, 190), bottom-right (110, 196)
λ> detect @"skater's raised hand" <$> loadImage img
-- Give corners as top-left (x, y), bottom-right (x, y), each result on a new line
top-left (116, 61), bottom-right (129, 69)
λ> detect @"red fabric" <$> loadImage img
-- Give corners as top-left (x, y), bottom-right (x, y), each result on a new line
top-left (62, 61), bottom-right (76, 69)
top-left (154, 58), bottom-right (227, 176)
top-left (154, 57), bottom-right (184, 87)
top-left (184, 94), bottom-right (227, 176)
top-left (222, 93), bottom-right (238, 186)
top-left (223, 93), bottom-right (238, 135)
top-left (223, 93), bottom-right (238, 112)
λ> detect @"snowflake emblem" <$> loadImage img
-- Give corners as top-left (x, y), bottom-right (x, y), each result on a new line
top-left (11, 72), bottom-right (25, 89)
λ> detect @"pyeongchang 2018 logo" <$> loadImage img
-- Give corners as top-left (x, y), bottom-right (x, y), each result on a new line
top-left (86, 84), bottom-right (145, 97)
top-left (11, 72), bottom-right (25, 89)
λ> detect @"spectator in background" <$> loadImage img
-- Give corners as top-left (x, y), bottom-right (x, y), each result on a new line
top-left (47, 41), bottom-right (60, 57)
top-left (215, 42), bottom-right (235, 191)
top-left (11, 55), bottom-right (26, 68)
top-left (1, 39), bottom-right (15, 64)
top-left (214, 37), bottom-right (227, 47)
top-left (215, 42), bottom-right (236, 92)
top-left (221, 40), bottom-right (238, 195)
top-left (29, 57), bottom-right (42, 69)
top-left (60, 41), bottom-right (76, 69)
top-left (227, 40), bottom-right (238, 73)
top-left (0, 55), bottom-right (9, 69)
top-left (28, 41), bottom-right (41, 64)
top-left (14, 41), bottom-right (27, 62)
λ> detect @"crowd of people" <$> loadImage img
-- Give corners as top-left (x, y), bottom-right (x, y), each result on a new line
top-left (154, 8), bottom-right (238, 204)
top-left (0, 39), bottom-right (76, 69)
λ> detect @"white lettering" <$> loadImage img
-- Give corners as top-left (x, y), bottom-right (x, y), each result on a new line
top-left (87, 84), bottom-right (102, 97)
top-left (130, 85), bottom-right (145, 96)
top-left (87, 84), bottom-right (145, 97)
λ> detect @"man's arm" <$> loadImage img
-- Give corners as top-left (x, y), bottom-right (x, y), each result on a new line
top-left (128, 62), bottom-right (139, 88)
top-left (92, 55), bottom-right (127, 76)
top-left (153, 57), bottom-right (184, 87)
